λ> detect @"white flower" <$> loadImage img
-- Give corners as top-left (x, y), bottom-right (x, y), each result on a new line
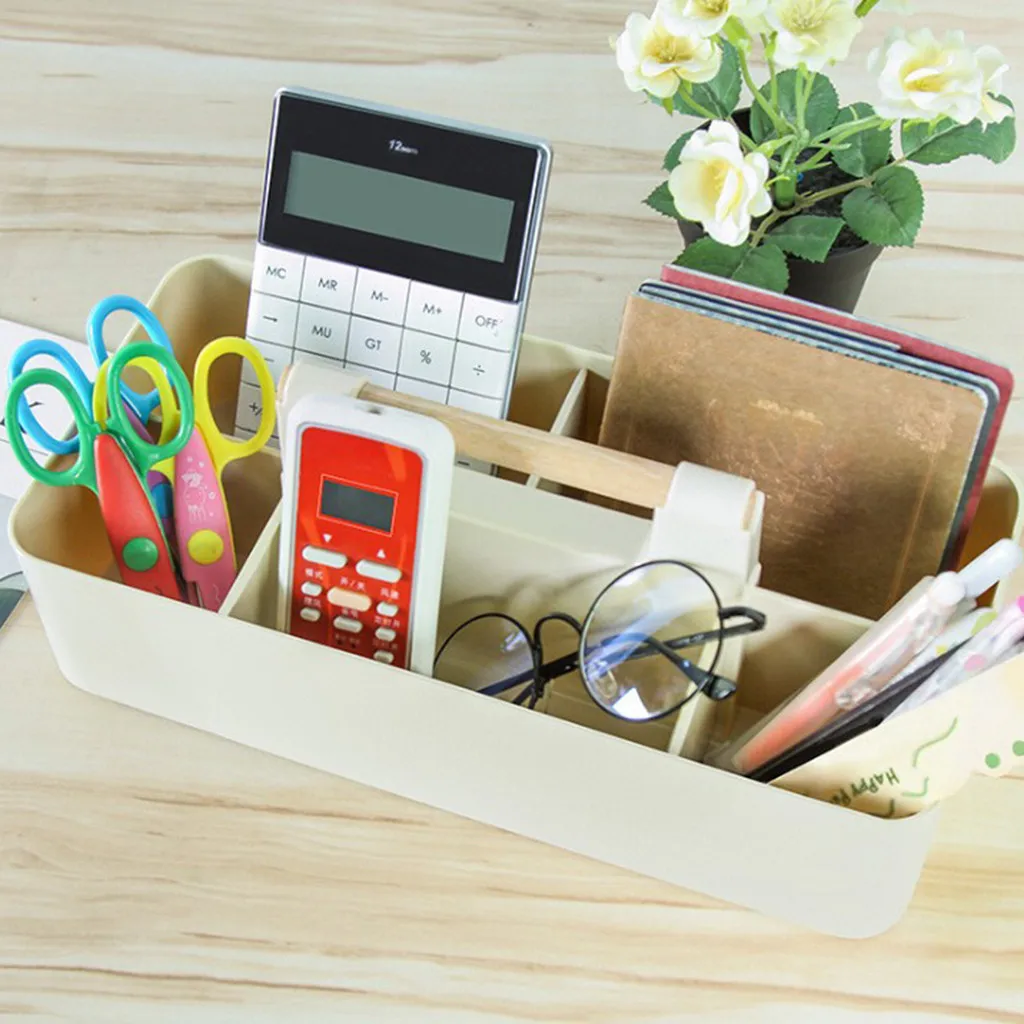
top-left (975, 45), bottom-right (1013, 125)
top-left (868, 28), bottom-right (983, 125)
top-left (656, 0), bottom-right (768, 39)
top-left (765, 0), bottom-right (863, 72)
top-left (668, 120), bottom-right (773, 246)
top-left (615, 11), bottom-right (723, 97)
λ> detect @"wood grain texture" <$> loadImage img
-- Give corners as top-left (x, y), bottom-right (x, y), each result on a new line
top-left (1, 1), bottom-right (1023, 1019)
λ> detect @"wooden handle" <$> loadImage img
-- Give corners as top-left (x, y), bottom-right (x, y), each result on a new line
top-left (358, 383), bottom-right (675, 510)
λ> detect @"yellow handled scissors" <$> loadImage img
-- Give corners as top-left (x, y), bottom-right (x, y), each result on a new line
top-left (169, 337), bottom-right (275, 610)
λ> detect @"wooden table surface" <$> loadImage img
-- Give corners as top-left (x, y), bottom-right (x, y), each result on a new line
top-left (1, 1), bottom-right (1023, 1020)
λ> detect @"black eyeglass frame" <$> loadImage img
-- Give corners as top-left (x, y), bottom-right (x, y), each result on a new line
top-left (434, 559), bottom-right (766, 722)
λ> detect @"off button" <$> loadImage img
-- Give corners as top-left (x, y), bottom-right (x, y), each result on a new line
top-left (457, 294), bottom-right (518, 352)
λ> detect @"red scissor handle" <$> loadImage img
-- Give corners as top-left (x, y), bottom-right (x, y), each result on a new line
top-left (94, 433), bottom-right (184, 601)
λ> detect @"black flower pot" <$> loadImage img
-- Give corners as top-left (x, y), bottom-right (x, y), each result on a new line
top-left (677, 220), bottom-right (882, 315)
top-left (674, 109), bottom-right (884, 314)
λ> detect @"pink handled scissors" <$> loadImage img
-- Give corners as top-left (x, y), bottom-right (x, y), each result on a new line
top-left (168, 337), bottom-right (276, 610)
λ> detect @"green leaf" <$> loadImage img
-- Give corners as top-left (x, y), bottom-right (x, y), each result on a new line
top-left (750, 70), bottom-right (839, 141)
top-left (841, 165), bottom-right (924, 247)
top-left (644, 181), bottom-right (679, 219)
top-left (768, 215), bottom-right (845, 263)
top-left (673, 41), bottom-right (741, 119)
top-left (674, 238), bottom-right (790, 293)
top-left (664, 130), bottom-right (697, 171)
top-left (831, 103), bottom-right (892, 177)
top-left (902, 100), bottom-right (1017, 165)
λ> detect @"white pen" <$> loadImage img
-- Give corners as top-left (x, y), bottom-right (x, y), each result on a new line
top-left (890, 595), bottom-right (1024, 719)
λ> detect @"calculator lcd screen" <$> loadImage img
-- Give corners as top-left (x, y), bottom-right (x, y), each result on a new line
top-left (284, 152), bottom-right (515, 264)
top-left (261, 91), bottom-right (547, 302)
top-left (320, 478), bottom-right (395, 534)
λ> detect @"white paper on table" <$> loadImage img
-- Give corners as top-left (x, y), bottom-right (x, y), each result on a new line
top-left (0, 317), bottom-right (92, 577)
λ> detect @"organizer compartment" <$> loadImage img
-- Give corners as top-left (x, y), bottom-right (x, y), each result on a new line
top-left (13, 253), bottom-right (1022, 938)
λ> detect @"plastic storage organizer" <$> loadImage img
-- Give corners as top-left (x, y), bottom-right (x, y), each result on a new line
top-left (9, 255), bottom-right (1024, 938)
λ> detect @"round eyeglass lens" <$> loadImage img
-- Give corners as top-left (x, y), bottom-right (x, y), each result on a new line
top-left (434, 614), bottom-right (538, 704)
top-left (580, 562), bottom-right (722, 721)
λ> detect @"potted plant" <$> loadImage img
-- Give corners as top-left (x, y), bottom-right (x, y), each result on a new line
top-left (614, 0), bottom-right (1017, 311)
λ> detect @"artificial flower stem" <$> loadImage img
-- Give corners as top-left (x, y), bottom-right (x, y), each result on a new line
top-left (677, 85), bottom-right (757, 150)
top-left (774, 176), bottom-right (798, 209)
top-left (750, 207), bottom-right (789, 249)
top-left (855, 0), bottom-right (882, 16)
top-left (761, 34), bottom-right (780, 108)
top-left (737, 46), bottom-right (790, 136)
top-left (810, 115), bottom-right (885, 147)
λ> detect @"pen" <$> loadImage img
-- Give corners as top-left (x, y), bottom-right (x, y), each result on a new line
top-left (748, 645), bottom-right (962, 784)
top-left (889, 596), bottom-right (1024, 719)
top-left (723, 539), bottom-right (1021, 775)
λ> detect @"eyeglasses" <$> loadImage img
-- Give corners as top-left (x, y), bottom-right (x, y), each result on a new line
top-left (434, 560), bottom-right (766, 723)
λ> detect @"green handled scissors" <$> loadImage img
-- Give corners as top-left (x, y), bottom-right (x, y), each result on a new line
top-left (5, 341), bottom-right (195, 601)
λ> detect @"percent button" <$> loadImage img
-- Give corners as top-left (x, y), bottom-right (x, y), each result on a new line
top-left (400, 329), bottom-right (455, 386)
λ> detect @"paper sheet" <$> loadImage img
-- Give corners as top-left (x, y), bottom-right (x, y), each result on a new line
top-left (0, 317), bottom-right (92, 576)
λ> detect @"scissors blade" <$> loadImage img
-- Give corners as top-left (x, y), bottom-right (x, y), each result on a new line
top-left (93, 433), bottom-right (184, 602)
top-left (174, 429), bottom-right (238, 612)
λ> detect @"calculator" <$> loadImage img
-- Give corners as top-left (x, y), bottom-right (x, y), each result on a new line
top-left (235, 88), bottom-right (552, 442)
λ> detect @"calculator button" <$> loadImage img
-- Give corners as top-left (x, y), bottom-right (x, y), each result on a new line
top-left (399, 330), bottom-right (455, 386)
top-left (356, 559), bottom-right (402, 584)
top-left (300, 607), bottom-right (321, 623)
top-left (295, 305), bottom-right (350, 360)
top-left (253, 245), bottom-right (304, 301)
top-left (328, 587), bottom-right (373, 612)
top-left (404, 282), bottom-right (463, 337)
top-left (301, 256), bottom-right (357, 312)
top-left (352, 269), bottom-right (410, 325)
top-left (235, 381), bottom-right (276, 439)
top-left (348, 365), bottom-right (397, 391)
top-left (375, 627), bottom-right (397, 642)
top-left (457, 294), bottom-right (518, 352)
top-left (447, 388), bottom-right (505, 419)
top-left (451, 343), bottom-right (511, 400)
top-left (374, 651), bottom-right (395, 664)
top-left (242, 338), bottom-right (292, 386)
top-left (301, 582), bottom-right (323, 598)
top-left (302, 546), bottom-right (347, 569)
top-left (334, 616), bottom-right (364, 634)
top-left (246, 291), bottom-right (298, 348)
top-left (376, 601), bottom-right (399, 617)
top-left (396, 376), bottom-right (448, 404)
top-left (294, 351), bottom-right (348, 379)
top-left (347, 317), bottom-right (402, 373)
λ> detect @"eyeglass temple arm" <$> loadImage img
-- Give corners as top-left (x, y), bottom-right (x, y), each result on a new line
top-left (664, 606), bottom-right (766, 651)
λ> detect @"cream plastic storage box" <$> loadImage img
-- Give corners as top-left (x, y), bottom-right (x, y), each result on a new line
top-left (9, 255), bottom-right (1024, 938)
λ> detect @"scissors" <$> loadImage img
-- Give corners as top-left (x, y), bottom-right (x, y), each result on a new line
top-left (5, 341), bottom-right (195, 601)
top-left (147, 336), bottom-right (276, 611)
top-left (9, 295), bottom-right (175, 454)
top-left (8, 296), bottom-right (179, 538)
